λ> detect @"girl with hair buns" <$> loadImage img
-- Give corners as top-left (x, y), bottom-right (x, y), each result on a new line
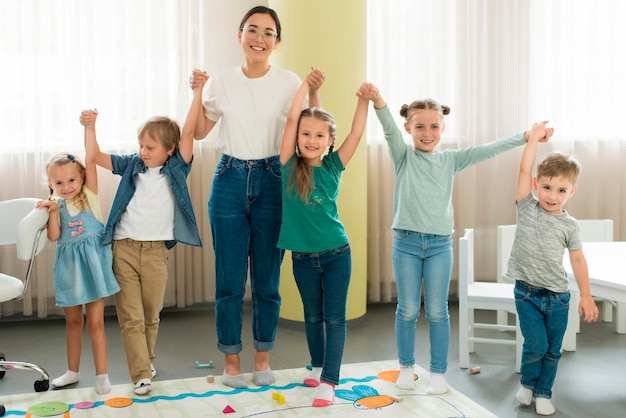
top-left (366, 92), bottom-right (552, 395)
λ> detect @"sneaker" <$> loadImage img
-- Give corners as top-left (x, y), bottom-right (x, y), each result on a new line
top-left (134, 378), bottom-right (152, 395)
top-left (151, 364), bottom-right (157, 378)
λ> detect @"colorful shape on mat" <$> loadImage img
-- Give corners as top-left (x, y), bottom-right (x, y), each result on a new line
top-left (336, 385), bottom-right (397, 410)
top-left (222, 404), bottom-right (236, 413)
top-left (27, 401), bottom-right (70, 416)
top-left (378, 369), bottom-right (418, 383)
top-left (104, 397), bottom-right (133, 408)
top-left (73, 401), bottom-right (95, 409)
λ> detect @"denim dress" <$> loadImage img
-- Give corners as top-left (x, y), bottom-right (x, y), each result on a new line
top-left (53, 198), bottom-right (120, 307)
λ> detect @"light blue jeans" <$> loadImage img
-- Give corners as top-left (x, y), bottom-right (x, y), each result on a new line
top-left (209, 154), bottom-right (284, 354)
top-left (292, 243), bottom-right (351, 386)
top-left (514, 280), bottom-right (570, 399)
top-left (392, 230), bottom-right (453, 374)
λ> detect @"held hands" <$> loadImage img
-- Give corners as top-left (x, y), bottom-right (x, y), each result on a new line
top-left (189, 69), bottom-right (209, 90)
top-left (579, 295), bottom-right (599, 323)
top-left (305, 66), bottom-right (326, 91)
top-left (79, 109), bottom-right (98, 128)
top-left (357, 82), bottom-right (385, 108)
top-left (524, 120), bottom-right (554, 143)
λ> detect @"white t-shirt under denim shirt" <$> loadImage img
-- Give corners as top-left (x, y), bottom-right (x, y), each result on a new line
top-left (505, 193), bottom-right (582, 293)
top-left (113, 166), bottom-right (175, 241)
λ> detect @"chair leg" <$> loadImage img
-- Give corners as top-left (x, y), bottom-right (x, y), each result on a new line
top-left (468, 308), bottom-right (475, 353)
top-left (615, 302), bottom-right (626, 334)
top-left (602, 299), bottom-right (614, 322)
top-left (459, 306), bottom-right (470, 369)
top-left (497, 310), bottom-right (508, 327)
top-left (562, 290), bottom-right (580, 351)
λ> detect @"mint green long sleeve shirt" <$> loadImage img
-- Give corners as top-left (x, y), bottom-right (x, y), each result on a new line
top-left (375, 105), bottom-right (525, 236)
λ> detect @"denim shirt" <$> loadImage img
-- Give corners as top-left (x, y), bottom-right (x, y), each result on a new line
top-left (103, 151), bottom-right (202, 249)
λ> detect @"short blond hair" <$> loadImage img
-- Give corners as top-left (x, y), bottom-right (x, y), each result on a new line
top-left (536, 152), bottom-right (581, 184)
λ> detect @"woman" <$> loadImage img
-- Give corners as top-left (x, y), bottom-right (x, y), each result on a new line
top-left (190, 5), bottom-right (324, 388)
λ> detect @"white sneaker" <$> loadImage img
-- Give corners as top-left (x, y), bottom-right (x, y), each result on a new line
top-left (151, 364), bottom-right (157, 378)
top-left (134, 378), bottom-right (152, 395)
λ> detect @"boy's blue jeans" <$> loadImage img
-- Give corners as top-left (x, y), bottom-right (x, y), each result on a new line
top-left (392, 230), bottom-right (453, 374)
top-left (292, 244), bottom-right (352, 386)
top-left (209, 154), bottom-right (284, 354)
top-left (514, 280), bottom-right (570, 399)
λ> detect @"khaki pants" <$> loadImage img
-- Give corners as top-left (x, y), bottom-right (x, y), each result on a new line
top-left (112, 239), bottom-right (168, 384)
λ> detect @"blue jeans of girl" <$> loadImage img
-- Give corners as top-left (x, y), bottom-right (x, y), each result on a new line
top-left (392, 230), bottom-right (453, 374)
top-left (514, 280), bottom-right (570, 399)
top-left (209, 154), bottom-right (284, 354)
top-left (292, 243), bottom-right (352, 386)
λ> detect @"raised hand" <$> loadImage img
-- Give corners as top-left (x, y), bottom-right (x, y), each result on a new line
top-left (189, 69), bottom-right (209, 90)
top-left (79, 109), bottom-right (98, 128)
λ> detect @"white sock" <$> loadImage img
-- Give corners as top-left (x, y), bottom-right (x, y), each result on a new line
top-left (395, 365), bottom-right (416, 390)
top-left (312, 382), bottom-right (335, 407)
top-left (95, 374), bottom-right (111, 394)
top-left (536, 398), bottom-right (556, 415)
top-left (52, 370), bottom-right (80, 388)
top-left (427, 373), bottom-right (448, 395)
top-left (515, 386), bottom-right (533, 406)
top-left (304, 367), bottom-right (322, 387)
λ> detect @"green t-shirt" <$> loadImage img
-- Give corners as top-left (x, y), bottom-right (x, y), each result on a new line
top-left (277, 152), bottom-right (348, 253)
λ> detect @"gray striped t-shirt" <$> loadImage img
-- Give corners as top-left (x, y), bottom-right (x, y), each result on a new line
top-left (505, 193), bottom-right (582, 292)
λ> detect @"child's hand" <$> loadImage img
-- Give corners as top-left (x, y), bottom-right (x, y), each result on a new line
top-left (357, 82), bottom-right (385, 109)
top-left (525, 120), bottom-right (553, 143)
top-left (579, 295), bottom-right (599, 323)
top-left (79, 109), bottom-right (98, 127)
top-left (189, 69), bottom-right (209, 90)
top-left (36, 199), bottom-right (58, 213)
top-left (305, 66), bottom-right (326, 91)
top-left (356, 82), bottom-right (379, 100)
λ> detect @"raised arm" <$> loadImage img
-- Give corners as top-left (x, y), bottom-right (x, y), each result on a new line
top-left (80, 109), bottom-right (112, 173)
top-left (306, 66), bottom-right (325, 108)
top-left (336, 82), bottom-right (377, 167)
top-left (82, 109), bottom-right (99, 194)
top-left (188, 69), bottom-right (215, 140)
top-left (180, 74), bottom-right (209, 164)
top-left (280, 80), bottom-right (310, 165)
top-left (516, 121), bottom-right (551, 203)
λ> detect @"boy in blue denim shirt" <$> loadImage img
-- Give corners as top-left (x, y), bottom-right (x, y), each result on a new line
top-left (81, 73), bottom-right (206, 395)
top-left (506, 123), bottom-right (598, 415)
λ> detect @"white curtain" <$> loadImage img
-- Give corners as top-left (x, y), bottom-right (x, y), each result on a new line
top-left (366, 0), bottom-right (626, 302)
top-left (0, 0), bottom-right (261, 318)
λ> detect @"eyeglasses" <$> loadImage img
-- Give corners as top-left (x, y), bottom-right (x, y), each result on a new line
top-left (242, 26), bottom-right (278, 40)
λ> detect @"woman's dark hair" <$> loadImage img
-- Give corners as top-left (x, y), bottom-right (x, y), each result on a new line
top-left (239, 6), bottom-right (282, 41)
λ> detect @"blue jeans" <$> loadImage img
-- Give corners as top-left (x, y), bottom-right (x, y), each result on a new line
top-left (292, 244), bottom-right (351, 386)
top-left (209, 154), bottom-right (284, 354)
top-left (392, 230), bottom-right (453, 374)
top-left (514, 280), bottom-right (570, 399)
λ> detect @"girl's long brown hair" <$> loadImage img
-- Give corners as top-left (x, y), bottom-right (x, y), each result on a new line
top-left (289, 108), bottom-right (336, 203)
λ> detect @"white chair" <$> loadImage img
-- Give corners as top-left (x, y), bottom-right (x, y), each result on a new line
top-left (0, 198), bottom-right (51, 404)
top-left (458, 228), bottom-right (522, 373)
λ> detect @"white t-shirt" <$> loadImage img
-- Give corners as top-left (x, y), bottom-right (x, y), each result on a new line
top-left (203, 65), bottom-right (302, 160)
top-left (113, 166), bottom-right (175, 241)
